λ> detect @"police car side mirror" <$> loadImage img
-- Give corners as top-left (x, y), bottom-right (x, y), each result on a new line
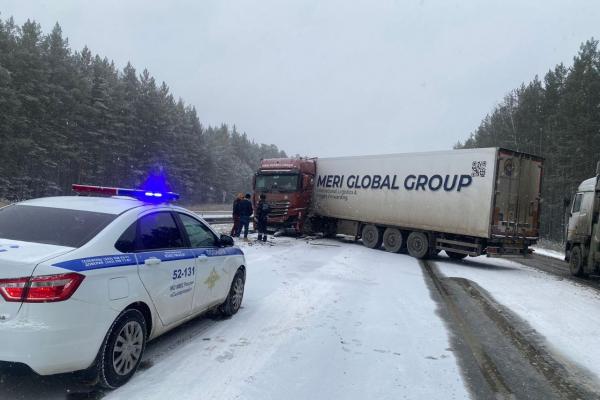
top-left (220, 234), bottom-right (234, 247)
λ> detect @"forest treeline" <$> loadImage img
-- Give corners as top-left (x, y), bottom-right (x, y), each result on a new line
top-left (456, 39), bottom-right (600, 242)
top-left (0, 17), bottom-right (285, 204)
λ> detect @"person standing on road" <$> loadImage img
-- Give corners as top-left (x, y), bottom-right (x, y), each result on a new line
top-left (238, 193), bottom-right (253, 240)
top-left (256, 194), bottom-right (271, 242)
top-left (231, 193), bottom-right (243, 237)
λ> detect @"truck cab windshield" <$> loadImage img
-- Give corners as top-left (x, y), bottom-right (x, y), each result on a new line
top-left (255, 173), bottom-right (299, 193)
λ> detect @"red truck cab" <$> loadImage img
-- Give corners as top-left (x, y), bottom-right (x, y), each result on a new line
top-left (253, 158), bottom-right (316, 232)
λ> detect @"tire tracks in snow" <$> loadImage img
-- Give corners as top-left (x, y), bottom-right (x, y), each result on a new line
top-left (421, 260), bottom-right (514, 400)
top-left (422, 259), bottom-right (600, 400)
top-left (516, 254), bottom-right (600, 292)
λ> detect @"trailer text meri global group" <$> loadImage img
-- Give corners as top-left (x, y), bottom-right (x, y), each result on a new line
top-left (316, 173), bottom-right (474, 191)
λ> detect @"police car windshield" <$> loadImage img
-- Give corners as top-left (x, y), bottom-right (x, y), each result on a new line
top-left (0, 205), bottom-right (116, 248)
top-left (255, 173), bottom-right (299, 193)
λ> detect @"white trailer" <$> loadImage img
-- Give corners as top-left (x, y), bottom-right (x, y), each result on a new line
top-left (309, 148), bottom-right (543, 258)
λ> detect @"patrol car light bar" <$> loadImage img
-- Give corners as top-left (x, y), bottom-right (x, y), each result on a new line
top-left (72, 184), bottom-right (180, 201)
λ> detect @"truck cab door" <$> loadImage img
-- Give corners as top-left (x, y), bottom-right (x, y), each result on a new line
top-left (567, 193), bottom-right (584, 242)
top-left (575, 192), bottom-right (594, 237)
top-left (298, 174), bottom-right (315, 230)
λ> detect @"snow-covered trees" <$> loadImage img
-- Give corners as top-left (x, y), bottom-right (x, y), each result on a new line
top-left (457, 39), bottom-right (600, 242)
top-left (0, 17), bottom-right (285, 204)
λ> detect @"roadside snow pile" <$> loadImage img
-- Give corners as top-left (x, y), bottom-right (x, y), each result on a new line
top-left (435, 256), bottom-right (600, 381)
top-left (532, 246), bottom-right (565, 260)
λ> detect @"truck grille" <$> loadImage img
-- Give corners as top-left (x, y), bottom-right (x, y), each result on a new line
top-left (268, 201), bottom-right (290, 217)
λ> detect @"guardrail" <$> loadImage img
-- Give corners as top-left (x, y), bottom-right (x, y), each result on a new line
top-left (192, 211), bottom-right (233, 225)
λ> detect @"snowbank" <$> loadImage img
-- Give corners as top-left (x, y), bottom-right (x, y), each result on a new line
top-left (531, 246), bottom-right (565, 260)
top-left (436, 255), bottom-right (600, 380)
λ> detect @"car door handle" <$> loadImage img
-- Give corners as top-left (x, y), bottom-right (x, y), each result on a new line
top-left (196, 255), bottom-right (209, 262)
top-left (144, 257), bottom-right (161, 266)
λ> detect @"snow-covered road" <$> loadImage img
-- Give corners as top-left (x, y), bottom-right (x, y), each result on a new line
top-left (4, 236), bottom-right (600, 399)
top-left (435, 255), bottom-right (600, 383)
top-left (106, 237), bottom-right (469, 400)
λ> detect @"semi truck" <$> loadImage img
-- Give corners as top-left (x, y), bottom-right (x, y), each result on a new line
top-left (253, 148), bottom-right (543, 259)
top-left (565, 166), bottom-right (600, 276)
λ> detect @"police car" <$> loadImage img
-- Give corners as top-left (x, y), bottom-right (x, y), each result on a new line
top-left (0, 185), bottom-right (246, 388)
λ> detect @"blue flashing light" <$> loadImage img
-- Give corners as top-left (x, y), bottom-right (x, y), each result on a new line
top-left (118, 188), bottom-right (179, 202)
top-left (137, 170), bottom-right (178, 202)
top-left (140, 171), bottom-right (172, 195)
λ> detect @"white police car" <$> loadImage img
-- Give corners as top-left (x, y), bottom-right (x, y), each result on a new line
top-left (0, 185), bottom-right (246, 388)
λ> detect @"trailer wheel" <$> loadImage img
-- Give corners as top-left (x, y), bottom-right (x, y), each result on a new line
top-left (446, 251), bottom-right (467, 260)
top-left (569, 246), bottom-right (585, 277)
top-left (362, 225), bottom-right (382, 249)
top-left (383, 228), bottom-right (403, 253)
top-left (407, 232), bottom-right (429, 259)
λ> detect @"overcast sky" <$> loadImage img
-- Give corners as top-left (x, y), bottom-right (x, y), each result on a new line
top-left (2, 0), bottom-right (599, 157)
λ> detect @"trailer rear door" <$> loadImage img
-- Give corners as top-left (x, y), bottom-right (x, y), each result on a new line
top-left (491, 150), bottom-right (543, 239)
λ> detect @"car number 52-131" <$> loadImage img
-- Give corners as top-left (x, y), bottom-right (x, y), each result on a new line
top-left (172, 266), bottom-right (195, 280)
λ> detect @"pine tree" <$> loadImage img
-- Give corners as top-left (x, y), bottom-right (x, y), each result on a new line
top-left (0, 17), bottom-right (287, 205)
top-left (457, 38), bottom-right (600, 242)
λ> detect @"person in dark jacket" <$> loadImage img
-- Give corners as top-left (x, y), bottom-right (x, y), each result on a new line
top-left (238, 193), bottom-right (253, 240)
top-left (231, 193), bottom-right (243, 237)
top-left (256, 194), bottom-right (271, 242)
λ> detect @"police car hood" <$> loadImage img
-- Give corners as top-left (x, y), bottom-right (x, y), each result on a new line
top-left (0, 239), bottom-right (74, 279)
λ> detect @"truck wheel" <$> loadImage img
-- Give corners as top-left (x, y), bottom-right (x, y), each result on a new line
top-left (446, 251), bottom-right (467, 260)
top-left (97, 309), bottom-right (147, 389)
top-left (362, 225), bottom-right (382, 249)
top-left (407, 232), bottom-right (429, 259)
top-left (569, 246), bottom-right (585, 277)
top-left (383, 228), bottom-right (403, 253)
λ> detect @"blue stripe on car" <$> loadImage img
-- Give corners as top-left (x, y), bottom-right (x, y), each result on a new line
top-left (203, 247), bottom-right (243, 257)
top-left (53, 247), bottom-right (243, 272)
top-left (135, 249), bottom-right (196, 263)
top-left (53, 254), bottom-right (138, 272)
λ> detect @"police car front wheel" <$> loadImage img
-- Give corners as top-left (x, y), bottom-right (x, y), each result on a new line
top-left (97, 308), bottom-right (147, 389)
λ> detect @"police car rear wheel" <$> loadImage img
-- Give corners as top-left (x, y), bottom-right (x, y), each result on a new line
top-left (383, 228), bottom-right (403, 253)
top-left (220, 270), bottom-right (245, 317)
top-left (98, 309), bottom-right (147, 389)
top-left (407, 231), bottom-right (429, 259)
top-left (362, 225), bottom-right (382, 249)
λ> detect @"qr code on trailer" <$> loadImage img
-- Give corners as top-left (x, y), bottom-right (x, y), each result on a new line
top-left (471, 161), bottom-right (487, 177)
